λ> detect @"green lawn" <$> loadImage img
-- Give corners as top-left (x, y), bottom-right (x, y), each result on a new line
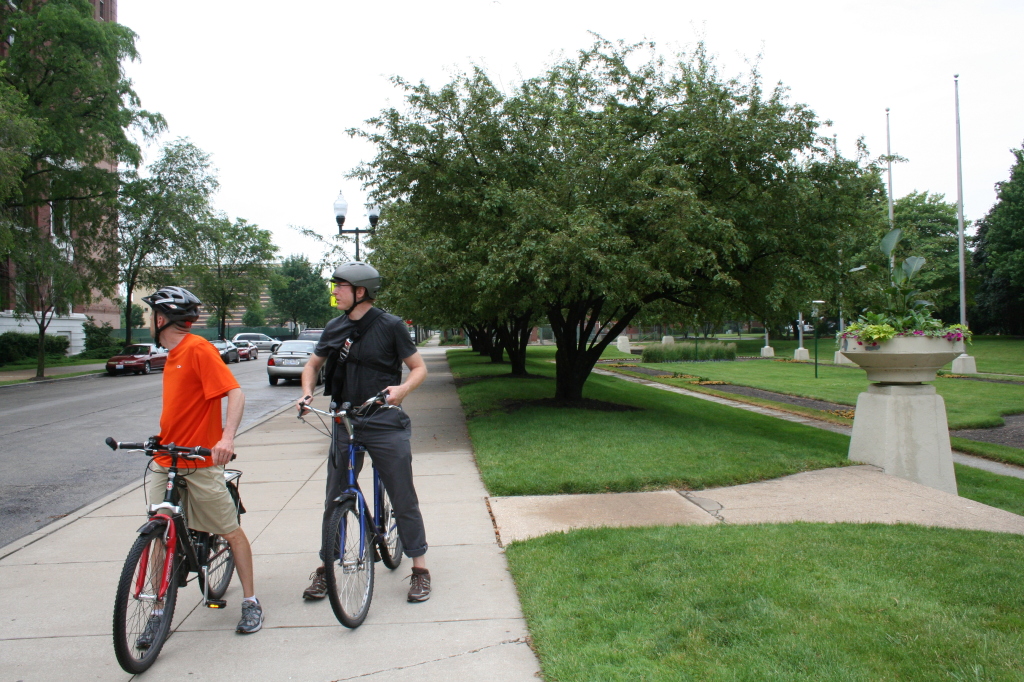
top-left (624, 359), bottom-right (1023, 430)
top-left (451, 349), bottom-right (851, 496)
top-left (955, 464), bottom-right (1024, 516)
top-left (506, 523), bottom-right (1024, 681)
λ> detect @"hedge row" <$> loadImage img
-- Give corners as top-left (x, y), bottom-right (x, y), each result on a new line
top-left (0, 332), bottom-right (71, 365)
top-left (641, 341), bottom-right (736, 363)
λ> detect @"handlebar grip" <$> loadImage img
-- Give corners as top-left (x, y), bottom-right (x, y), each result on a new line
top-left (106, 437), bottom-right (146, 450)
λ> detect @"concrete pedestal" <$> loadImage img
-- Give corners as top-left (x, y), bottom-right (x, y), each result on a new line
top-left (616, 335), bottom-right (631, 354)
top-left (794, 347), bottom-right (809, 361)
top-left (848, 383), bottom-right (957, 495)
top-left (661, 335), bottom-right (675, 345)
top-left (760, 346), bottom-right (775, 357)
top-left (833, 351), bottom-right (855, 365)
top-left (952, 353), bottom-right (977, 374)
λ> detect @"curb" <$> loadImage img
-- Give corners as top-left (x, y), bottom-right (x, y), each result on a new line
top-left (0, 390), bottom-right (318, 561)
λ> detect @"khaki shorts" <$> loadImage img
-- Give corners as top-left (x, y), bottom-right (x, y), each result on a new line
top-left (148, 464), bottom-right (240, 535)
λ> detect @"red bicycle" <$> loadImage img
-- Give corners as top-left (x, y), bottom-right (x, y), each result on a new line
top-left (106, 436), bottom-right (243, 674)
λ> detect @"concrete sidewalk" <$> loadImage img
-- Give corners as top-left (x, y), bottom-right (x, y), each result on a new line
top-left (0, 345), bottom-right (541, 681)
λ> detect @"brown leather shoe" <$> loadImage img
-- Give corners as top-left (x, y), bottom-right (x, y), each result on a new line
top-left (407, 567), bottom-right (430, 602)
top-left (303, 566), bottom-right (327, 600)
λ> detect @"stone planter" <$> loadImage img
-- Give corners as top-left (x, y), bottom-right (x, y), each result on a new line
top-left (838, 335), bottom-right (964, 383)
top-left (839, 335), bottom-right (962, 495)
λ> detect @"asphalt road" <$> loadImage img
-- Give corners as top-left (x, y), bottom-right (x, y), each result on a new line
top-left (0, 354), bottom-right (311, 549)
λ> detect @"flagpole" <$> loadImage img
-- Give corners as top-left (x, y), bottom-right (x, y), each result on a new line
top-left (952, 74), bottom-right (977, 373)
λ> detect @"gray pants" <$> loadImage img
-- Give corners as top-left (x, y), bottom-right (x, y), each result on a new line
top-left (320, 407), bottom-right (428, 560)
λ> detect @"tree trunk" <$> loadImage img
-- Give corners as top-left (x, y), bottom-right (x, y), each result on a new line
top-left (495, 313), bottom-right (532, 376)
top-left (34, 308), bottom-right (53, 379)
top-left (464, 324), bottom-right (483, 353)
top-left (548, 299), bottom-right (639, 402)
top-left (124, 284), bottom-right (134, 347)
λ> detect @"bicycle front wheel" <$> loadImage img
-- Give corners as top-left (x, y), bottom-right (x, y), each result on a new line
top-left (376, 482), bottom-right (404, 569)
top-left (112, 528), bottom-right (181, 674)
top-left (324, 499), bottom-right (375, 627)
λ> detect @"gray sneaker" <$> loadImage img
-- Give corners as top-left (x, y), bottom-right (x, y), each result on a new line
top-left (135, 613), bottom-right (162, 649)
top-left (236, 599), bottom-right (263, 634)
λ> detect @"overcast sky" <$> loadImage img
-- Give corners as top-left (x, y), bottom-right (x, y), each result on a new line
top-left (119, 0), bottom-right (1023, 264)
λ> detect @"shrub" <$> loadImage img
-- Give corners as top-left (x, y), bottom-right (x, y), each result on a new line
top-left (75, 345), bottom-right (125, 360)
top-left (0, 331), bottom-right (71, 364)
top-left (440, 334), bottom-right (467, 346)
top-left (641, 341), bottom-right (736, 363)
top-left (82, 316), bottom-right (115, 351)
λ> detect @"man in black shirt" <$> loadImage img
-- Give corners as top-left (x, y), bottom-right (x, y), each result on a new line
top-left (296, 262), bottom-right (431, 602)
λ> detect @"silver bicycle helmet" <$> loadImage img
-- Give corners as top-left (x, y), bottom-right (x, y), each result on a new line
top-left (331, 262), bottom-right (380, 298)
top-left (142, 286), bottom-right (202, 346)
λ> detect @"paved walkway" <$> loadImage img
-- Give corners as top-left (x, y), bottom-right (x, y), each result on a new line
top-left (0, 344), bottom-right (541, 681)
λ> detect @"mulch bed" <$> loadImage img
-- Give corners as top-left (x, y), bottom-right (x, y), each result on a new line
top-left (951, 415), bottom-right (1024, 449)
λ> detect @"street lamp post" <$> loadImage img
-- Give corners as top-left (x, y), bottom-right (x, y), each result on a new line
top-left (812, 300), bottom-right (825, 378)
top-left (333, 190), bottom-right (380, 262)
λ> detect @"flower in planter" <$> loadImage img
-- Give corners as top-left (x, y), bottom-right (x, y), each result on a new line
top-left (837, 228), bottom-right (972, 347)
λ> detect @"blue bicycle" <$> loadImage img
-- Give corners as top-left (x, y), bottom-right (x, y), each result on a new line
top-left (299, 390), bottom-right (403, 627)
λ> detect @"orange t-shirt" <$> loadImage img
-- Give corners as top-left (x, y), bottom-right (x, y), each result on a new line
top-left (156, 334), bottom-right (240, 468)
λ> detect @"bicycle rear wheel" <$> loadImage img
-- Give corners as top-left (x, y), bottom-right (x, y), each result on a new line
top-left (112, 528), bottom-right (181, 674)
top-left (196, 533), bottom-right (235, 600)
top-left (376, 481), bottom-right (404, 569)
top-left (323, 499), bottom-right (374, 627)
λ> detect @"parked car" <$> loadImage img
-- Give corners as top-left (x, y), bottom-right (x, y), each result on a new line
top-left (210, 339), bottom-right (240, 363)
top-left (266, 340), bottom-right (323, 385)
top-left (236, 341), bottom-right (258, 361)
top-left (106, 344), bottom-right (168, 376)
top-left (296, 328), bottom-right (324, 342)
top-left (231, 332), bottom-right (281, 353)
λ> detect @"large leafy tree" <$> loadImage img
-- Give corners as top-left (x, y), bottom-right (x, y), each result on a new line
top-left (176, 216), bottom-right (278, 340)
top-left (268, 255), bottom-right (334, 333)
top-left (358, 40), bottom-right (882, 400)
top-left (890, 191), bottom-right (964, 321)
top-left (0, 0), bottom-right (163, 374)
top-left (973, 144), bottom-right (1024, 334)
top-left (118, 138), bottom-right (218, 345)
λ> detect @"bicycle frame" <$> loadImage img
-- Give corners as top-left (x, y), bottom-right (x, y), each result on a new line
top-left (108, 438), bottom-right (241, 606)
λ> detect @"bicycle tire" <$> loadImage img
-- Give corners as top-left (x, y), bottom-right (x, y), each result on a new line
top-left (112, 528), bottom-right (181, 674)
top-left (323, 499), bottom-right (374, 628)
top-left (196, 483), bottom-right (240, 599)
top-left (196, 533), bottom-right (235, 600)
top-left (376, 482), bottom-right (404, 569)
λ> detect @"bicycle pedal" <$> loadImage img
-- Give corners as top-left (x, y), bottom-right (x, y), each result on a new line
top-left (205, 599), bottom-right (227, 609)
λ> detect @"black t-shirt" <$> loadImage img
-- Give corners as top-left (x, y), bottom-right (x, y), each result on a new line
top-left (314, 309), bottom-right (417, 405)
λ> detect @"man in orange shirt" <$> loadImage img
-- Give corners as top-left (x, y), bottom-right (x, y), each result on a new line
top-left (141, 286), bottom-right (262, 638)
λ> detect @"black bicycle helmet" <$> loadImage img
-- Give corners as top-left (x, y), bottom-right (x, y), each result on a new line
top-left (142, 286), bottom-right (202, 346)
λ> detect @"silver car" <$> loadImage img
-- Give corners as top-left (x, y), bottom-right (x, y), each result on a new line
top-left (232, 332), bottom-right (281, 353)
top-left (266, 340), bottom-right (323, 386)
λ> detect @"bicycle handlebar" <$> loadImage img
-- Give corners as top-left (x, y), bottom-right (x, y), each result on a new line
top-left (105, 436), bottom-right (212, 461)
top-left (298, 389), bottom-right (391, 420)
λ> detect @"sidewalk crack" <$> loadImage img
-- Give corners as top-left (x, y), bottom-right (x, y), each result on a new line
top-left (329, 638), bottom-right (529, 680)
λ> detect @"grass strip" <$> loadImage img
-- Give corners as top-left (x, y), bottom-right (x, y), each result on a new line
top-left (506, 523), bottom-right (1024, 681)
top-left (450, 349), bottom-right (851, 496)
top-left (951, 438), bottom-right (1024, 468)
top-left (954, 464), bottom-right (1024, 516)
top-left (0, 369), bottom-right (105, 386)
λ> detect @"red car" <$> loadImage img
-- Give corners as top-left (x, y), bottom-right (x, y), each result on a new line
top-left (105, 344), bottom-right (168, 376)
top-left (236, 341), bottom-right (258, 361)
